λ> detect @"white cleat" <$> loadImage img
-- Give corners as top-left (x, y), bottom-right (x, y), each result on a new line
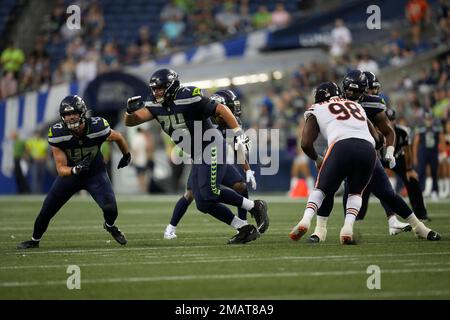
top-left (339, 225), bottom-right (355, 245)
top-left (164, 230), bottom-right (177, 240)
top-left (388, 219), bottom-right (412, 235)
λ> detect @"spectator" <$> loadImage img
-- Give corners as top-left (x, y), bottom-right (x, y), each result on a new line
top-left (215, 2), bottom-right (242, 36)
top-left (405, 0), bottom-right (430, 43)
top-left (160, 0), bottom-right (185, 21)
top-left (11, 131), bottom-right (30, 194)
top-left (357, 49), bottom-right (379, 74)
top-left (131, 128), bottom-right (149, 193)
top-left (75, 49), bottom-right (98, 83)
top-left (329, 19), bottom-right (352, 61)
top-left (270, 3), bottom-right (291, 30)
top-left (25, 130), bottom-right (48, 194)
top-left (1, 41), bottom-right (25, 74)
top-left (252, 5), bottom-right (272, 30)
top-left (161, 16), bottom-right (186, 46)
top-left (0, 71), bottom-right (18, 99)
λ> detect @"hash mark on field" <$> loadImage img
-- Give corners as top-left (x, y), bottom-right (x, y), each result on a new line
top-left (2, 268), bottom-right (450, 288)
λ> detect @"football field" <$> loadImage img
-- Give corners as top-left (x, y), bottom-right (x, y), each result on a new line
top-left (0, 195), bottom-right (449, 300)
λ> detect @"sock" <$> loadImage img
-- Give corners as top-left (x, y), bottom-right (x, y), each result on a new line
top-left (344, 213), bottom-right (356, 228)
top-left (406, 213), bottom-right (431, 237)
top-left (241, 197), bottom-right (254, 211)
top-left (237, 188), bottom-right (249, 220)
top-left (170, 196), bottom-right (192, 226)
top-left (31, 237), bottom-right (41, 242)
top-left (230, 216), bottom-right (248, 229)
top-left (300, 189), bottom-right (325, 227)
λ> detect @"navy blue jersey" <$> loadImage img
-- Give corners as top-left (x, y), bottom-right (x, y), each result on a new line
top-left (48, 117), bottom-right (111, 171)
top-left (416, 122), bottom-right (443, 151)
top-left (393, 124), bottom-right (410, 157)
top-left (359, 94), bottom-right (387, 123)
top-left (145, 86), bottom-right (223, 159)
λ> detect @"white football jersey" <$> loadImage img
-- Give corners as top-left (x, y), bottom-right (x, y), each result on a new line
top-left (304, 97), bottom-right (375, 147)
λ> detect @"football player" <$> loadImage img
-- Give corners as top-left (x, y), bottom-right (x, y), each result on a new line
top-left (163, 89), bottom-right (257, 240)
top-left (289, 82), bottom-right (380, 244)
top-left (17, 95), bottom-right (131, 249)
top-left (380, 109), bottom-right (430, 221)
top-left (124, 69), bottom-right (269, 244)
top-left (315, 71), bottom-right (440, 242)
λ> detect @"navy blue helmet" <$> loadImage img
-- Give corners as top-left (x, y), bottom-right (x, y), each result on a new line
top-left (314, 81), bottom-right (341, 103)
top-left (210, 89), bottom-right (241, 117)
top-left (363, 71), bottom-right (381, 94)
top-left (59, 95), bottom-right (87, 130)
top-left (149, 68), bottom-right (180, 103)
top-left (342, 70), bottom-right (368, 101)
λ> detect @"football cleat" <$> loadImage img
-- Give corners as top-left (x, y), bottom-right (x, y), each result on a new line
top-left (389, 222), bottom-right (412, 235)
top-left (289, 224), bottom-right (308, 241)
top-left (426, 230), bottom-right (441, 241)
top-left (17, 239), bottom-right (40, 249)
top-left (164, 230), bottom-right (177, 240)
top-left (340, 225), bottom-right (356, 245)
top-left (228, 224), bottom-right (260, 244)
top-left (104, 223), bottom-right (127, 245)
top-left (249, 200), bottom-right (269, 234)
top-left (307, 234), bottom-right (320, 244)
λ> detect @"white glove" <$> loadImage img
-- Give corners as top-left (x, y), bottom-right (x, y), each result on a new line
top-left (242, 135), bottom-right (252, 154)
top-left (246, 169), bottom-right (257, 190)
top-left (385, 145), bottom-right (396, 169)
top-left (234, 129), bottom-right (247, 164)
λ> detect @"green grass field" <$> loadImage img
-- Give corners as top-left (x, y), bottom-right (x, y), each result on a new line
top-left (0, 195), bottom-right (449, 300)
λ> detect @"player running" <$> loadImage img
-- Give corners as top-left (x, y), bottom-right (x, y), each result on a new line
top-left (124, 68), bottom-right (269, 244)
top-left (17, 95), bottom-right (131, 249)
top-left (163, 89), bottom-right (257, 240)
top-left (289, 81), bottom-right (381, 244)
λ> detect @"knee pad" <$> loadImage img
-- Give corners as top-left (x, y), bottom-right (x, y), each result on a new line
top-left (346, 194), bottom-right (362, 212)
top-left (232, 182), bottom-right (247, 194)
top-left (184, 189), bottom-right (194, 203)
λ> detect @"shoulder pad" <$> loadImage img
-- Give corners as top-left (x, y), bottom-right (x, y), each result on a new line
top-left (48, 122), bottom-right (69, 138)
top-left (360, 95), bottom-right (386, 112)
top-left (178, 86), bottom-right (204, 98)
top-left (87, 117), bottom-right (111, 139)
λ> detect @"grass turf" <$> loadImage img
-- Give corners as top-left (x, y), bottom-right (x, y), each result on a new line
top-left (0, 195), bottom-right (449, 300)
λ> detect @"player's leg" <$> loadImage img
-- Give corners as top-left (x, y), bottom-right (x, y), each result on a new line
top-left (192, 163), bottom-right (260, 244)
top-left (222, 165), bottom-right (248, 221)
top-left (84, 170), bottom-right (127, 245)
top-left (342, 141), bottom-right (377, 244)
top-left (164, 170), bottom-right (194, 239)
top-left (370, 161), bottom-right (440, 240)
top-left (430, 151), bottom-right (439, 199)
top-left (17, 176), bottom-right (80, 249)
top-left (290, 141), bottom-right (346, 242)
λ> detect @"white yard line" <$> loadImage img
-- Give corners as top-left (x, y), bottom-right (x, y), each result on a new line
top-left (2, 268), bottom-right (450, 288)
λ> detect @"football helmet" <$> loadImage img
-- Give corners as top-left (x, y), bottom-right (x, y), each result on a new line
top-left (342, 70), bottom-right (368, 101)
top-left (59, 95), bottom-right (87, 130)
top-left (314, 81), bottom-right (341, 103)
top-left (210, 89), bottom-right (241, 117)
top-left (363, 71), bottom-right (381, 95)
top-left (385, 108), bottom-right (396, 121)
top-left (149, 68), bottom-right (180, 104)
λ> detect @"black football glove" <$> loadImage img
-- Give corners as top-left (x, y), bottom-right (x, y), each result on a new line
top-left (126, 96), bottom-right (144, 114)
top-left (117, 152), bottom-right (131, 169)
top-left (72, 154), bottom-right (91, 175)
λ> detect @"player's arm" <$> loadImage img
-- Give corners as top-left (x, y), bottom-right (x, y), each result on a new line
top-left (367, 119), bottom-right (383, 149)
top-left (216, 103), bottom-right (240, 130)
top-left (107, 129), bottom-right (131, 169)
top-left (124, 107), bottom-right (154, 127)
top-left (373, 112), bottom-right (396, 147)
top-left (413, 133), bottom-right (420, 167)
top-left (51, 146), bottom-right (73, 177)
top-left (107, 129), bottom-right (129, 155)
top-left (301, 115), bottom-right (320, 164)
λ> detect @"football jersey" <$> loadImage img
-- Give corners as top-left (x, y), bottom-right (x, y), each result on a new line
top-left (48, 117), bottom-right (111, 172)
top-left (145, 86), bottom-right (224, 160)
top-left (359, 94), bottom-right (386, 122)
top-left (304, 97), bottom-right (375, 147)
top-left (416, 121), bottom-right (443, 151)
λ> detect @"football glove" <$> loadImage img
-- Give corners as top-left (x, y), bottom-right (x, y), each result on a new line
top-left (126, 96), bottom-right (144, 114)
top-left (117, 152), bottom-right (131, 169)
top-left (72, 154), bottom-right (91, 175)
top-left (384, 146), bottom-right (396, 169)
top-left (246, 169), bottom-right (257, 190)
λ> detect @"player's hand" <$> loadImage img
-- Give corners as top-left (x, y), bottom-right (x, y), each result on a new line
top-left (72, 154), bottom-right (91, 175)
top-left (234, 128), bottom-right (247, 163)
top-left (126, 96), bottom-right (144, 114)
top-left (242, 134), bottom-right (252, 154)
top-left (384, 146), bottom-right (396, 169)
top-left (117, 152), bottom-right (131, 169)
top-left (406, 169), bottom-right (418, 182)
top-left (246, 169), bottom-right (257, 190)
top-left (315, 155), bottom-right (324, 170)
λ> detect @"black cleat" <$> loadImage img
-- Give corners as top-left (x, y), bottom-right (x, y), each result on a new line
top-left (17, 239), bottom-right (39, 249)
top-left (250, 200), bottom-right (269, 234)
top-left (104, 223), bottom-right (127, 245)
top-left (228, 224), bottom-right (260, 244)
top-left (307, 234), bottom-right (320, 244)
top-left (427, 230), bottom-right (441, 241)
